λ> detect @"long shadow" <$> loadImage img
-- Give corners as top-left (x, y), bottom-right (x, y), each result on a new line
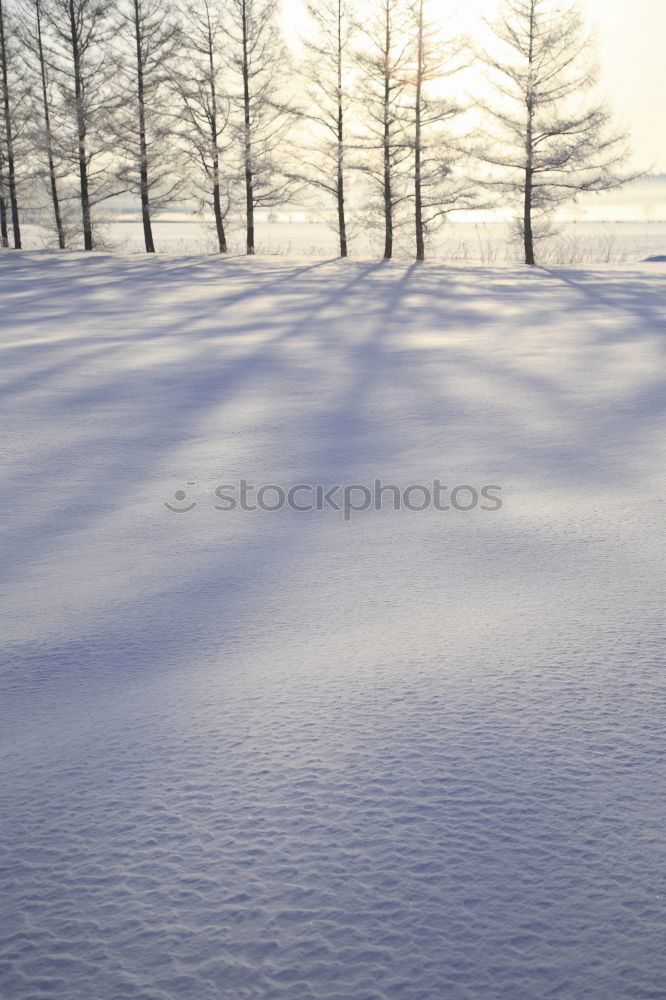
top-left (0, 259), bottom-right (420, 709)
top-left (0, 259), bottom-right (389, 592)
top-left (370, 263), bottom-right (666, 487)
top-left (539, 266), bottom-right (666, 346)
top-left (0, 253), bottom-right (340, 344)
top-left (2, 255), bottom-right (666, 712)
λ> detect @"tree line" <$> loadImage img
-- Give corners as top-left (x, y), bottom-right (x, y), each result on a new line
top-left (0, 0), bottom-right (633, 265)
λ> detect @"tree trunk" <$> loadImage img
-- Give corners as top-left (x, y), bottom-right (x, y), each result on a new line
top-left (206, 12), bottom-right (227, 254)
top-left (523, 166), bottom-right (535, 265)
top-left (68, 0), bottom-right (93, 250)
top-left (140, 178), bottom-right (154, 254)
top-left (0, 173), bottom-right (8, 247)
top-left (0, 0), bottom-right (21, 249)
top-left (414, 0), bottom-right (424, 262)
top-left (523, 0), bottom-right (536, 266)
top-left (241, 0), bottom-right (255, 255)
top-left (36, 0), bottom-right (65, 249)
top-left (336, 155), bottom-right (347, 258)
top-left (133, 0), bottom-right (155, 253)
top-left (382, 10), bottom-right (392, 260)
top-left (336, 0), bottom-right (347, 258)
top-left (212, 179), bottom-right (227, 253)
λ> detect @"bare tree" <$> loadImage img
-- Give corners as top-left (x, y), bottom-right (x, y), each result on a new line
top-left (116, 0), bottom-right (182, 253)
top-left (226, 0), bottom-right (297, 255)
top-left (355, 0), bottom-right (411, 260)
top-left (174, 0), bottom-right (231, 253)
top-left (477, 0), bottom-right (633, 265)
top-left (408, 0), bottom-right (475, 260)
top-left (18, 0), bottom-right (66, 247)
top-left (295, 0), bottom-right (355, 257)
top-left (0, 0), bottom-right (21, 248)
top-left (47, 0), bottom-right (122, 250)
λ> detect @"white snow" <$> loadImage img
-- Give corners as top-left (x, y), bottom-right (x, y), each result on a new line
top-left (17, 217), bottom-right (666, 263)
top-left (1, 251), bottom-right (665, 999)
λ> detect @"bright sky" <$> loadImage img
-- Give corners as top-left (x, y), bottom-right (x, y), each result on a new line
top-left (585, 0), bottom-right (666, 171)
top-left (283, 0), bottom-right (665, 172)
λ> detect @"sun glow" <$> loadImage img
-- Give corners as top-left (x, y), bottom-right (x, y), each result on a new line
top-left (282, 0), bottom-right (665, 172)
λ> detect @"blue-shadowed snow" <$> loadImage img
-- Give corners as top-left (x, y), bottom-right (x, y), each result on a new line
top-left (1, 252), bottom-right (665, 1000)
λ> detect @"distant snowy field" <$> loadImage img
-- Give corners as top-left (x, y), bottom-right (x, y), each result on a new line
top-left (18, 217), bottom-right (666, 263)
top-left (1, 252), bottom-right (665, 999)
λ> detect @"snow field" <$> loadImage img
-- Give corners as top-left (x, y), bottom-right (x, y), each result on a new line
top-left (1, 251), bottom-right (665, 999)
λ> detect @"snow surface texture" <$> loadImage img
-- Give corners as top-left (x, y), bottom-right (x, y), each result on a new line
top-left (1, 252), bottom-right (665, 1000)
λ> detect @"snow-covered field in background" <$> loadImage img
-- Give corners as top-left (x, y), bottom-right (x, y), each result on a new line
top-left (1, 251), bottom-right (665, 999)
top-left (19, 217), bottom-right (666, 263)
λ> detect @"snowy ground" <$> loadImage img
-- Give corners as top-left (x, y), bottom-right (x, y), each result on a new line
top-left (1, 251), bottom-right (665, 999)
